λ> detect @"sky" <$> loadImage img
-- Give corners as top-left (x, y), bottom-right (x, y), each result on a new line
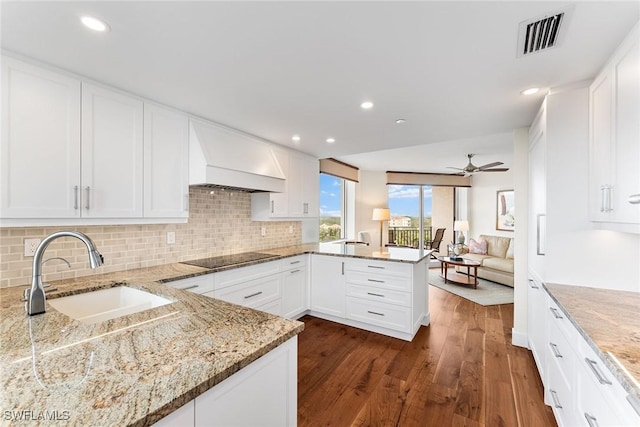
top-left (319, 175), bottom-right (432, 218)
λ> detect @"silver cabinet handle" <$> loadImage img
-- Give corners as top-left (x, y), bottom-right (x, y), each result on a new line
top-left (367, 265), bottom-right (385, 269)
top-left (341, 262), bottom-right (344, 275)
top-left (290, 269), bottom-right (301, 274)
top-left (179, 284), bottom-right (199, 291)
top-left (270, 200), bottom-right (274, 214)
top-left (628, 193), bottom-right (640, 205)
top-left (600, 186), bottom-right (606, 212)
top-left (244, 291), bottom-right (263, 299)
top-left (605, 186), bottom-right (613, 212)
top-left (549, 343), bottom-right (563, 358)
top-left (303, 202), bottom-right (309, 214)
top-left (290, 260), bottom-right (301, 265)
top-left (85, 186), bottom-right (91, 210)
top-left (367, 292), bottom-right (384, 297)
top-left (367, 310), bottom-right (385, 316)
top-left (549, 390), bottom-right (562, 409)
top-left (584, 413), bottom-right (599, 427)
top-left (585, 358), bottom-right (612, 385)
top-left (549, 307), bottom-right (563, 319)
top-left (184, 194), bottom-right (189, 211)
top-left (528, 279), bottom-right (539, 289)
top-left (367, 279), bottom-right (385, 283)
top-left (74, 185), bottom-right (79, 210)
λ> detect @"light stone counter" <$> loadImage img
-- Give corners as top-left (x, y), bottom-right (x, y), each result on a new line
top-left (0, 266), bottom-right (303, 426)
top-left (544, 282), bottom-right (640, 403)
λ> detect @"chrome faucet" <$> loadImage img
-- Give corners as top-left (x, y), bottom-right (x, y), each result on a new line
top-left (27, 231), bottom-right (104, 316)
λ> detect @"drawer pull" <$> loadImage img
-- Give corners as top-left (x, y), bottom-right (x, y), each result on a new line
top-left (549, 343), bottom-right (563, 358)
top-left (367, 310), bottom-right (385, 317)
top-left (367, 265), bottom-right (385, 269)
top-left (367, 292), bottom-right (385, 297)
top-left (179, 284), bottom-right (199, 291)
top-left (290, 269), bottom-right (301, 274)
top-left (585, 358), bottom-right (612, 385)
top-left (549, 390), bottom-right (562, 409)
top-left (584, 413), bottom-right (599, 427)
top-left (549, 307), bottom-right (563, 319)
top-left (289, 260), bottom-right (301, 265)
top-left (244, 291), bottom-right (263, 299)
top-left (367, 279), bottom-right (385, 283)
top-left (528, 279), bottom-right (539, 289)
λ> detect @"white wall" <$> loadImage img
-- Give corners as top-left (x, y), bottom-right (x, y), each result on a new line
top-left (468, 170), bottom-right (515, 240)
top-left (355, 170), bottom-right (389, 248)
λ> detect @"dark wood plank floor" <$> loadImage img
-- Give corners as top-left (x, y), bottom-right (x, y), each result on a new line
top-left (297, 285), bottom-right (557, 426)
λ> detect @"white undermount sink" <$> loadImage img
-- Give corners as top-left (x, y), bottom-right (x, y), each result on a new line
top-left (48, 286), bottom-right (173, 325)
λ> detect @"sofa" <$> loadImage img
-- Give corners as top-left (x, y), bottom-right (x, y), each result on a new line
top-left (456, 234), bottom-right (514, 287)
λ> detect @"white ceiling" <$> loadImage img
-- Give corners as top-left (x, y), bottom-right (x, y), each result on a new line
top-left (2, 1), bottom-right (638, 172)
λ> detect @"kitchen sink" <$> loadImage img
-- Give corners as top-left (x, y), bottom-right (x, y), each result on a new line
top-left (48, 286), bottom-right (173, 324)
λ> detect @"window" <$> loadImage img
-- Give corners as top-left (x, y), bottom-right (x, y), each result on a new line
top-left (319, 173), bottom-right (344, 242)
top-left (388, 185), bottom-right (431, 248)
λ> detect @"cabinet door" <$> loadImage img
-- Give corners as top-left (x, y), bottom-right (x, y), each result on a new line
top-left (526, 275), bottom-right (547, 384)
top-left (81, 83), bottom-right (143, 218)
top-left (144, 103), bottom-right (189, 218)
top-left (301, 155), bottom-right (319, 217)
top-left (287, 151), bottom-right (304, 217)
top-left (1, 57), bottom-right (81, 218)
top-left (282, 266), bottom-right (307, 318)
top-left (589, 71), bottom-right (614, 222)
top-left (612, 34), bottom-right (640, 223)
top-left (270, 146), bottom-right (290, 217)
top-left (310, 255), bottom-right (345, 318)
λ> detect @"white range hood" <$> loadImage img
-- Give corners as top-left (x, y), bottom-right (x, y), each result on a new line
top-left (189, 119), bottom-right (285, 192)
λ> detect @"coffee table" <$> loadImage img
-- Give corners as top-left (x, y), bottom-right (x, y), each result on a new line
top-left (438, 256), bottom-right (481, 289)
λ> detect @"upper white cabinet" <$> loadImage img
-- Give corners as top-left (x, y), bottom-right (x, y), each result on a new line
top-left (1, 57), bottom-right (81, 219)
top-left (251, 149), bottom-right (319, 220)
top-left (81, 83), bottom-right (144, 218)
top-left (144, 103), bottom-right (189, 218)
top-left (589, 23), bottom-right (640, 231)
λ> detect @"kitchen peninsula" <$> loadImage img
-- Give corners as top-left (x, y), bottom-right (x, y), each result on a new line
top-left (0, 244), bottom-right (431, 426)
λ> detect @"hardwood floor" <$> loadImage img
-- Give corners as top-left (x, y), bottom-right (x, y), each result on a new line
top-left (297, 285), bottom-right (556, 427)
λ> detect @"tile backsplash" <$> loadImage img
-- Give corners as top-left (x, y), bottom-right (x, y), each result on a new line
top-left (0, 187), bottom-right (302, 288)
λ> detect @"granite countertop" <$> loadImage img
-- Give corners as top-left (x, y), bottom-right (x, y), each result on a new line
top-left (0, 265), bottom-right (303, 426)
top-left (544, 282), bottom-right (640, 402)
top-left (262, 242), bottom-right (433, 264)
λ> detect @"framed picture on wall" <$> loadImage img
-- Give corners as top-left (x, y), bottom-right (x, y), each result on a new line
top-left (496, 189), bottom-right (515, 231)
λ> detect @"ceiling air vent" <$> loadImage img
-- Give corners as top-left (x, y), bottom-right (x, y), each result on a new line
top-left (517, 8), bottom-right (571, 57)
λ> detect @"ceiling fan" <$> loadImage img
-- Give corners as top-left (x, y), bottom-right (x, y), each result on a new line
top-left (447, 154), bottom-right (509, 176)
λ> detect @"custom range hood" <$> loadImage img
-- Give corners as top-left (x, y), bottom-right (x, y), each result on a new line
top-left (189, 119), bottom-right (285, 193)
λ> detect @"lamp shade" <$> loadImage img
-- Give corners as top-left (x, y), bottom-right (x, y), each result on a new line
top-left (454, 220), bottom-right (469, 232)
top-left (372, 208), bottom-right (391, 221)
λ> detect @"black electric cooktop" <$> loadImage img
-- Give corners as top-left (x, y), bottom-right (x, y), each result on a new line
top-left (181, 252), bottom-right (279, 269)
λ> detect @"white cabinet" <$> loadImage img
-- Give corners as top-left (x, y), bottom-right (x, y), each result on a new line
top-left (589, 23), bottom-right (640, 231)
top-left (155, 337), bottom-right (297, 427)
top-left (251, 149), bottom-right (319, 220)
top-left (527, 273), bottom-right (547, 384)
top-left (164, 274), bottom-right (215, 297)
top-left (144, 103), bottom-right (189, 218)
top-left (281, 256), bottom-right (308, 319)
top-left (214, 261), bottom-right (282, 315)
top-left (81, 83), bottom-right (144, 218)
top-left (1, 57), bottom-right (81, 219)
top-left (310, 255), bottom-right (346, 318)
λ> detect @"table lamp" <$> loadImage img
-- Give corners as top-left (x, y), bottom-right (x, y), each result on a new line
top-left (372, 208), bottom-right (391, 247)
top-left (454, 220), bottom-right (469, 244)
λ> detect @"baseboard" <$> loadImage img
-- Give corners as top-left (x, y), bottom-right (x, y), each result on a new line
top-left (511, 328), bottom-right (529, 348)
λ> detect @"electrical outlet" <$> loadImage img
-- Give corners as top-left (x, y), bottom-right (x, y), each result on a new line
top-left (167, 231), bottom-right (176, 245)
top-left (261, 227), bottom-right (266, 237)
top-left (24, 238), bottom-right (41, 257)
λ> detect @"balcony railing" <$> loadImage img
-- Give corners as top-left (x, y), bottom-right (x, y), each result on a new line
top-left (388, 227), bottom-right (432, 248)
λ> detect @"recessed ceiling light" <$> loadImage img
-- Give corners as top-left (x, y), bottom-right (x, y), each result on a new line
top-left (81, 15), bottom-right (110, 32)
top-left (291, 134), bottom-right (301, 142)
top-left (360, 101), bottom-right (374, 110)
top-left (395, 119), bottom-right (406, 124)
top-left (521, 87), bottom-right (539, 96)
top-left (326, 138), bottom-right (336, 144)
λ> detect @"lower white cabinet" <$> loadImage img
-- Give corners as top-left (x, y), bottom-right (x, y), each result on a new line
top-left (281, 256), bottom-right (308, 319)
top-left (215, 274), bottom-right (281, 310)
top-left (310, 255), bottom-right (346, 318)
top-left (163, 274), bottom-right (214, 296)
top-left (154, 337), bottom-right (297, 427)
top-left (527, 272), bottom-right (547, 383)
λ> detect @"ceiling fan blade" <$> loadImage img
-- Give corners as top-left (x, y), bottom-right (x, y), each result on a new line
top-left (446, 166), bottom-right (464, 171)
top-left (477, 161), bottom-right (503, 170)
top-left (480, 168), bottom-right (509, 172)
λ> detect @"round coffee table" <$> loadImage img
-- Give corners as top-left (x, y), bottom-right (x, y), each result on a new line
top-left (438, 256), bottom-right (481, 289)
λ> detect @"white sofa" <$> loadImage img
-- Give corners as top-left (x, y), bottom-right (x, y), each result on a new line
top-left (457, 234), bottom-right (514, 287)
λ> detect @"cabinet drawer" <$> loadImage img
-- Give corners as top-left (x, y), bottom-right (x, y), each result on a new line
top-left (345, 270), bottom-right (411, 292)
top-left (256, 299), bottom-right (282, 316)
top-left (346, 283), bottom-right (411, 307)
top-left (344, 258), bottom-right (411, 278)
top-left (164, 274), bottom-right (214, 295)
top-left (215, 275), bottom-right (281, 309)
top-left (547, 350), bottom-right (576, 427)
top-left (346, 297), bottom-right (411, 333)
top-left (548, 320), bottom-right (575, 393)
top-left (215, 260), bottom-right (281, 290)
top-left (281, 255), bottom-right (307, 271)
top-left (547, 297), bottom-right (577, 349)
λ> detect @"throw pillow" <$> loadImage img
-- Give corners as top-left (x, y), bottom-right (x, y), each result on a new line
top-left (469, 238), bottom-right (488, 255)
